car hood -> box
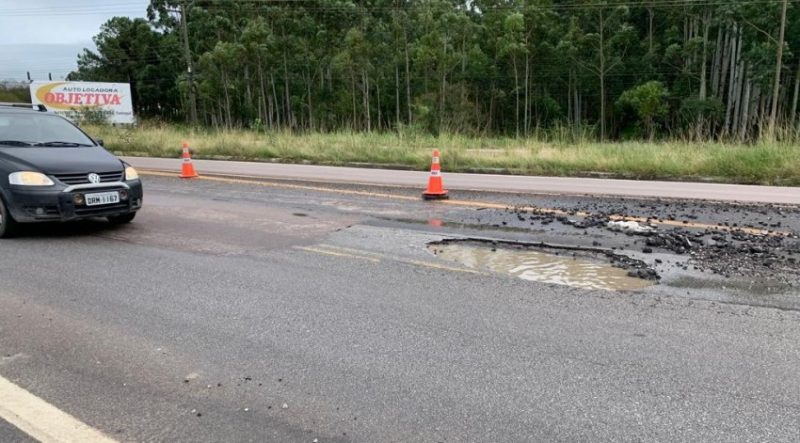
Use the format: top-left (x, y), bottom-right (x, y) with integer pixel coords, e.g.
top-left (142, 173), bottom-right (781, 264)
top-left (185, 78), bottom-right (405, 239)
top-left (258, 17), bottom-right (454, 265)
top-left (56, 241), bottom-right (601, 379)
top-left (0, 146), bottom-right (123, 174)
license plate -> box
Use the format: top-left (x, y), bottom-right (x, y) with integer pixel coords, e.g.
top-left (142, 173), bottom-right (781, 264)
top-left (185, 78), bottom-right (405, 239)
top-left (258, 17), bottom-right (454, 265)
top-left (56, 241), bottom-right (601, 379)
top-left (85, 191), bottom-right (120, 206)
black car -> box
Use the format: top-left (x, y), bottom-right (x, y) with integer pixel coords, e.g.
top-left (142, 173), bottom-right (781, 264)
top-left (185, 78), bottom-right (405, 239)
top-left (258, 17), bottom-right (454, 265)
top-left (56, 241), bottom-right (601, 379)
top-left (0, 103), bottom-right (142, 238)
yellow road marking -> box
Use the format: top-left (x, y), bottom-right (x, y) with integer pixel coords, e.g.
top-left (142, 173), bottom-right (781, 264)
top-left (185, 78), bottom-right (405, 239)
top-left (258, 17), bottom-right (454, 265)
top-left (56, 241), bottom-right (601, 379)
top-left (294, 246), bottom-right (381, 263)
top-left (316, 244), bottom-right (387, 258)
top-left (395, 258), bottom-right (482, 274)
top-left (298, 244), bottom-right (482, 275)
top-left (0, 375), bottom-right (118, 443)
top-left (141, 170), bottom-right (789, 237)
top-left (142, 170), bottom-right (419, 201)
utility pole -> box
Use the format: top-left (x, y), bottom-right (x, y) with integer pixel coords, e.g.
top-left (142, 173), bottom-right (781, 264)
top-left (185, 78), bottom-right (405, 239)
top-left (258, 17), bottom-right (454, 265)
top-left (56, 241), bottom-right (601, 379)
top-left (768, 0), bottom-right (788, 139)
top-left (180, 0), bottom-right (198, 126)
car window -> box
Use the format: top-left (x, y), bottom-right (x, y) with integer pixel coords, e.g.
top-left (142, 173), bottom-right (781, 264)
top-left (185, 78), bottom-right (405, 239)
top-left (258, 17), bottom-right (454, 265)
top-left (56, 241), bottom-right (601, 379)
top-left (0, 114), bottom-right (95, 146)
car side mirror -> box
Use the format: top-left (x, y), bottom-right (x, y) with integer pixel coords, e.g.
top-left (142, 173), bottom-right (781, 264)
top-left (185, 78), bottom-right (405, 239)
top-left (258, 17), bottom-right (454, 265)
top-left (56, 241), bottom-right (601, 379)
top-left (95, 138), bottom-right (104, 146)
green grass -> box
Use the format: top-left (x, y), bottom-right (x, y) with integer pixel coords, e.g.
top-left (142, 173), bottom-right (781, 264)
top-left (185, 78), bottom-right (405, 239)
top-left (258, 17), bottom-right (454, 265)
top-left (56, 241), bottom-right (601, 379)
top-left (85, 123), bottom-right (800, 186)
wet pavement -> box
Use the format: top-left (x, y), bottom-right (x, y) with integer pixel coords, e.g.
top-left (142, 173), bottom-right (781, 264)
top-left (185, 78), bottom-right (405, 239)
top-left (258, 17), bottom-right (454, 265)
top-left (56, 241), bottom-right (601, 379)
top-left (1, 173), bottom-right (800, 442)
top-left (429, 240), bottom-right (655, 291)
top-left (126, 174), bottom-right (800, 309)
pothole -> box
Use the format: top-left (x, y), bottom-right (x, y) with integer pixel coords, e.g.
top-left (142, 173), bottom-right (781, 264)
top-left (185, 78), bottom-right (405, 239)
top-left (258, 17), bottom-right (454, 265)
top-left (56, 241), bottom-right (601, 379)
top-left (428, 239), bottom-right (657, 291)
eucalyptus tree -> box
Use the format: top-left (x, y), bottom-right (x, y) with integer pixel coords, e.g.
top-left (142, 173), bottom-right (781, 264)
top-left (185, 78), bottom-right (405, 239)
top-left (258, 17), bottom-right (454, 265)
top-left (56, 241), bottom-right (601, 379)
top-left (70, 0), bottom-right (800, 141)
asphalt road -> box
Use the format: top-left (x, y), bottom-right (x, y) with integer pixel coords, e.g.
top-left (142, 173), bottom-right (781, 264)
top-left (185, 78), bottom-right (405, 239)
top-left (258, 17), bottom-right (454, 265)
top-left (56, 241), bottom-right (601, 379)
top-left (1, 175), bottom-right (799, 442)
top-left (122, 156), bottom-right (800, 204)
top-left (0, 420), bottom-right (35, 443)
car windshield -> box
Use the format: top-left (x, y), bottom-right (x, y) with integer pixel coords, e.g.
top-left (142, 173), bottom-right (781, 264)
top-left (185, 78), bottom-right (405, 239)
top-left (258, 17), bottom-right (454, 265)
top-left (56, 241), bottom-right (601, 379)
top-left (0, 113), bottom-right (95, 147)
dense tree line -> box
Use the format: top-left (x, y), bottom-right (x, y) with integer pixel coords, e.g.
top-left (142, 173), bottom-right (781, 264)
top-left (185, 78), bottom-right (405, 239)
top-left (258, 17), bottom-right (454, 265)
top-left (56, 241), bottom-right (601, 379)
top-left (69, 0), bottom-right (800, 141)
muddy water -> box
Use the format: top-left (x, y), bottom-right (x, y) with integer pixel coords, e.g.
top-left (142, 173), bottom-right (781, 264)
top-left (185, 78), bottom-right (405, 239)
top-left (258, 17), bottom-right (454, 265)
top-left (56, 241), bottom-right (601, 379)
top-left (429, 243), bottom-right (653, 291)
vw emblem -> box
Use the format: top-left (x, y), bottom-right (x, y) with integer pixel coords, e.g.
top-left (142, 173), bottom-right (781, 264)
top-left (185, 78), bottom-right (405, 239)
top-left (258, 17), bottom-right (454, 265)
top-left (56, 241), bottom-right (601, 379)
top-left (87, 173), bottom-right (101, 184)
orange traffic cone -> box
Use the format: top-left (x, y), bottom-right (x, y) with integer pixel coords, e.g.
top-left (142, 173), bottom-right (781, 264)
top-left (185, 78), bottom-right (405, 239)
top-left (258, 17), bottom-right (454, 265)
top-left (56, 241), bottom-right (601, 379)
top-left (422, 149), bottom-right (449, 200)
top-left (179, 141), bottom-right (199, 179)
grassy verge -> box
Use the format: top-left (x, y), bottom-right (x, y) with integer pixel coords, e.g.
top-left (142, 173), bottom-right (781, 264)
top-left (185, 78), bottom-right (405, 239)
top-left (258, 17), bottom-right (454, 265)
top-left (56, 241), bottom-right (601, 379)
top-left (85, 123), bottom-right (800, 186)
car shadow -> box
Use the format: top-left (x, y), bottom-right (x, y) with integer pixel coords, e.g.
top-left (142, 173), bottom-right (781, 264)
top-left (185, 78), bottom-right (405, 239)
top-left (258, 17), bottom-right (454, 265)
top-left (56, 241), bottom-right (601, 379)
top-left (13, 219), bottom-right (133, 239)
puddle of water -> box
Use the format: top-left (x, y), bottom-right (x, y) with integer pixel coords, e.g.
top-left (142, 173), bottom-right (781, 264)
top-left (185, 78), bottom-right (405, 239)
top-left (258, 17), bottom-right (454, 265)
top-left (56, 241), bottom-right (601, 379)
top-left (429, 242), bottom-right (653, 291)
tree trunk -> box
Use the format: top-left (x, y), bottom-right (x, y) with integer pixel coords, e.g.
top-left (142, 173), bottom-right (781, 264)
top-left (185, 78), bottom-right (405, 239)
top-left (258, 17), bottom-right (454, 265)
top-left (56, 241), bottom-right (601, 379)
top-left (221, 68), bottom-right (232, 128)
top-left (724, 26), bottom-right (741, 136)
top-left (719, 23), bottom-right (732, 100)
top-left (305, 69), bottom-right (314, 131)
top-left (768, 0), bottom-right (789, 138)
top-left (733, 60), bottom-right (746, 139)
top-left (740, 75), bottom-right (752, 140)
top-left (512, 56), bottom-right (519, 138)
top-left (567, 68), bottom-right (573, 125)
top-left (574, 79), bottom-right (581, 126)
top-left (350, 70), bottom-right (357, 130)
top-left (395, 63), bottom-right (401, 128)
top-left (487, 83), bottom-right (495, 133)
top-left (699, 9), bottom-right (711, 100)
top-left (757, 84), bottom-right (766, 139)
top-left (270, 73), bottom-right (280, 129)
top-left (258, 65), bottom-right (271, 130)
top-left (180, 1), bottom-right (198, 125)
top-left (283, 51), bottom-right (293, 129)
top-left (404, 32), bottom-right (412, 124)
top-left (440, 32), bottom-right (447, 127)
top-left (524, 49), bottom-right (530, 137)
top-left (244, 65), bottom-right (253, 120)
top-left (283, 51), bottom-right (295, 129)
top-left (711, 24), bottom-right (725, 97)
top-left (790, 58), bottom-right (800, 127)
top-left (599, 9), bottom-right (607, 140)
top-left (648, 6), bottom-right (654, 53)
top-left (363, 70), bottom-right (371, 132)
top-left (376, 76), bottom-right (382, 131)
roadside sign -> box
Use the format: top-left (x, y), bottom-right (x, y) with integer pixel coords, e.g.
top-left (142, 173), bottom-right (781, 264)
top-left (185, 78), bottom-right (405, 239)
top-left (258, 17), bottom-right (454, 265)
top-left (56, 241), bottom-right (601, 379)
top-left (29, 81), bottom-right (135, 124)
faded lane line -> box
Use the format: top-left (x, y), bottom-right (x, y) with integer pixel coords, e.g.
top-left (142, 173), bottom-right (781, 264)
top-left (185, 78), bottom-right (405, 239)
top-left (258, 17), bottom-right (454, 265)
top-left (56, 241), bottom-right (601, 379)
top-left (142, 170), bottom-right (420, 201)
top-left (295, 246), bottom-right (381, 263)
top-left (0, 376), bottom-right (118, 443)
top-left (141, 170), bottom-right (790, 237)
top-left (437, 199), bottom-right (781, 236)
top-left (313, 244), bottom-right (483, 275)
top-left (402, 260), bottom-right (482, 274)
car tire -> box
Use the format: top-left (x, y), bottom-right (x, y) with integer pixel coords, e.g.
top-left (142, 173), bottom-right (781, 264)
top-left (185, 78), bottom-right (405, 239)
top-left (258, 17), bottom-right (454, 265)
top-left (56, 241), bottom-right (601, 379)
top-left (0, 197), bottom-right (19, 238)
top-left (107, 212), bottom-right (136, 225)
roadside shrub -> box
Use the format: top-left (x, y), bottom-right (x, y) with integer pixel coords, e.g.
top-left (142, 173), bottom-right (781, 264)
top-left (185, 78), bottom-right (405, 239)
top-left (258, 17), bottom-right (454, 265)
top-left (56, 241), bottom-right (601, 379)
top-left (616, 81), bottom-right (670, 141)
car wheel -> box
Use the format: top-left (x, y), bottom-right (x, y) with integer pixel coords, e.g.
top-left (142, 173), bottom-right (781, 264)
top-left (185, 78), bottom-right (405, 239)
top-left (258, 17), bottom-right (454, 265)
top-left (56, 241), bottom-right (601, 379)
top-left (0, 197), bottom-right (19, 238)
top-left (107, 212), bottom-right (136, 225)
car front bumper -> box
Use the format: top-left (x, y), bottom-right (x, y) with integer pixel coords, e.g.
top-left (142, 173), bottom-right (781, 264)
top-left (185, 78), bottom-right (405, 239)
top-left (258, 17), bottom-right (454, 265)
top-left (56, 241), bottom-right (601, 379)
top-left (6, 180), bottom-right (143, 223)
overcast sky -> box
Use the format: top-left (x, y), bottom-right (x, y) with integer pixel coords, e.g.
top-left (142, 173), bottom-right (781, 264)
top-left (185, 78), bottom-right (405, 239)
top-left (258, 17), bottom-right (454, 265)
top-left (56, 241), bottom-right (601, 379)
top-left (0, 0), bottom-right (148, 82)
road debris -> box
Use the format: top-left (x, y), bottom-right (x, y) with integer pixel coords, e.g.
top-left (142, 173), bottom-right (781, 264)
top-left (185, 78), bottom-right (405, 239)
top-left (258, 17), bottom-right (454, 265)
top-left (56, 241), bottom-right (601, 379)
top-left (430, 239), bottom-right (659, 290)
top-left (607, 220), bottom-right (655, 234)
top-left (479, 200), bottom-right (800, 288)
top-left (184, 373), bottom-right (201, 383)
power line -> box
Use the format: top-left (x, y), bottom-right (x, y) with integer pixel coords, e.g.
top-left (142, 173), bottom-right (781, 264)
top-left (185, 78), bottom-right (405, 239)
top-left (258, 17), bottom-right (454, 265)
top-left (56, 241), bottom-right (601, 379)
top-left (0, 0), bottom-right (796, 16)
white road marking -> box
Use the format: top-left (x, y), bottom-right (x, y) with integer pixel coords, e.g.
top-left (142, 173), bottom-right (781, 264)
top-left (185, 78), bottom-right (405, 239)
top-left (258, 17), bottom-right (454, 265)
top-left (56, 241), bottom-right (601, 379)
top-left (0, 375), bottom-right (118, 443)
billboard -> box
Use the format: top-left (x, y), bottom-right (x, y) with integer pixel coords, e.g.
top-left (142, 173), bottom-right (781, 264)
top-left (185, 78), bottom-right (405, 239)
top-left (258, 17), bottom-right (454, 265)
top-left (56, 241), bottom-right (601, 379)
top-left (29, 81), bottom-right (135, 124)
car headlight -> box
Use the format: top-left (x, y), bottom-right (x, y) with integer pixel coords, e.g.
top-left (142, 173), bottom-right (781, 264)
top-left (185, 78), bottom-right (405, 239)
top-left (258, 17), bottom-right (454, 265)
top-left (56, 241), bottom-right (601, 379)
top-left (9, 171), bottom-right (55, 186)
top-left (125, 166), bottom-right (139, 181)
